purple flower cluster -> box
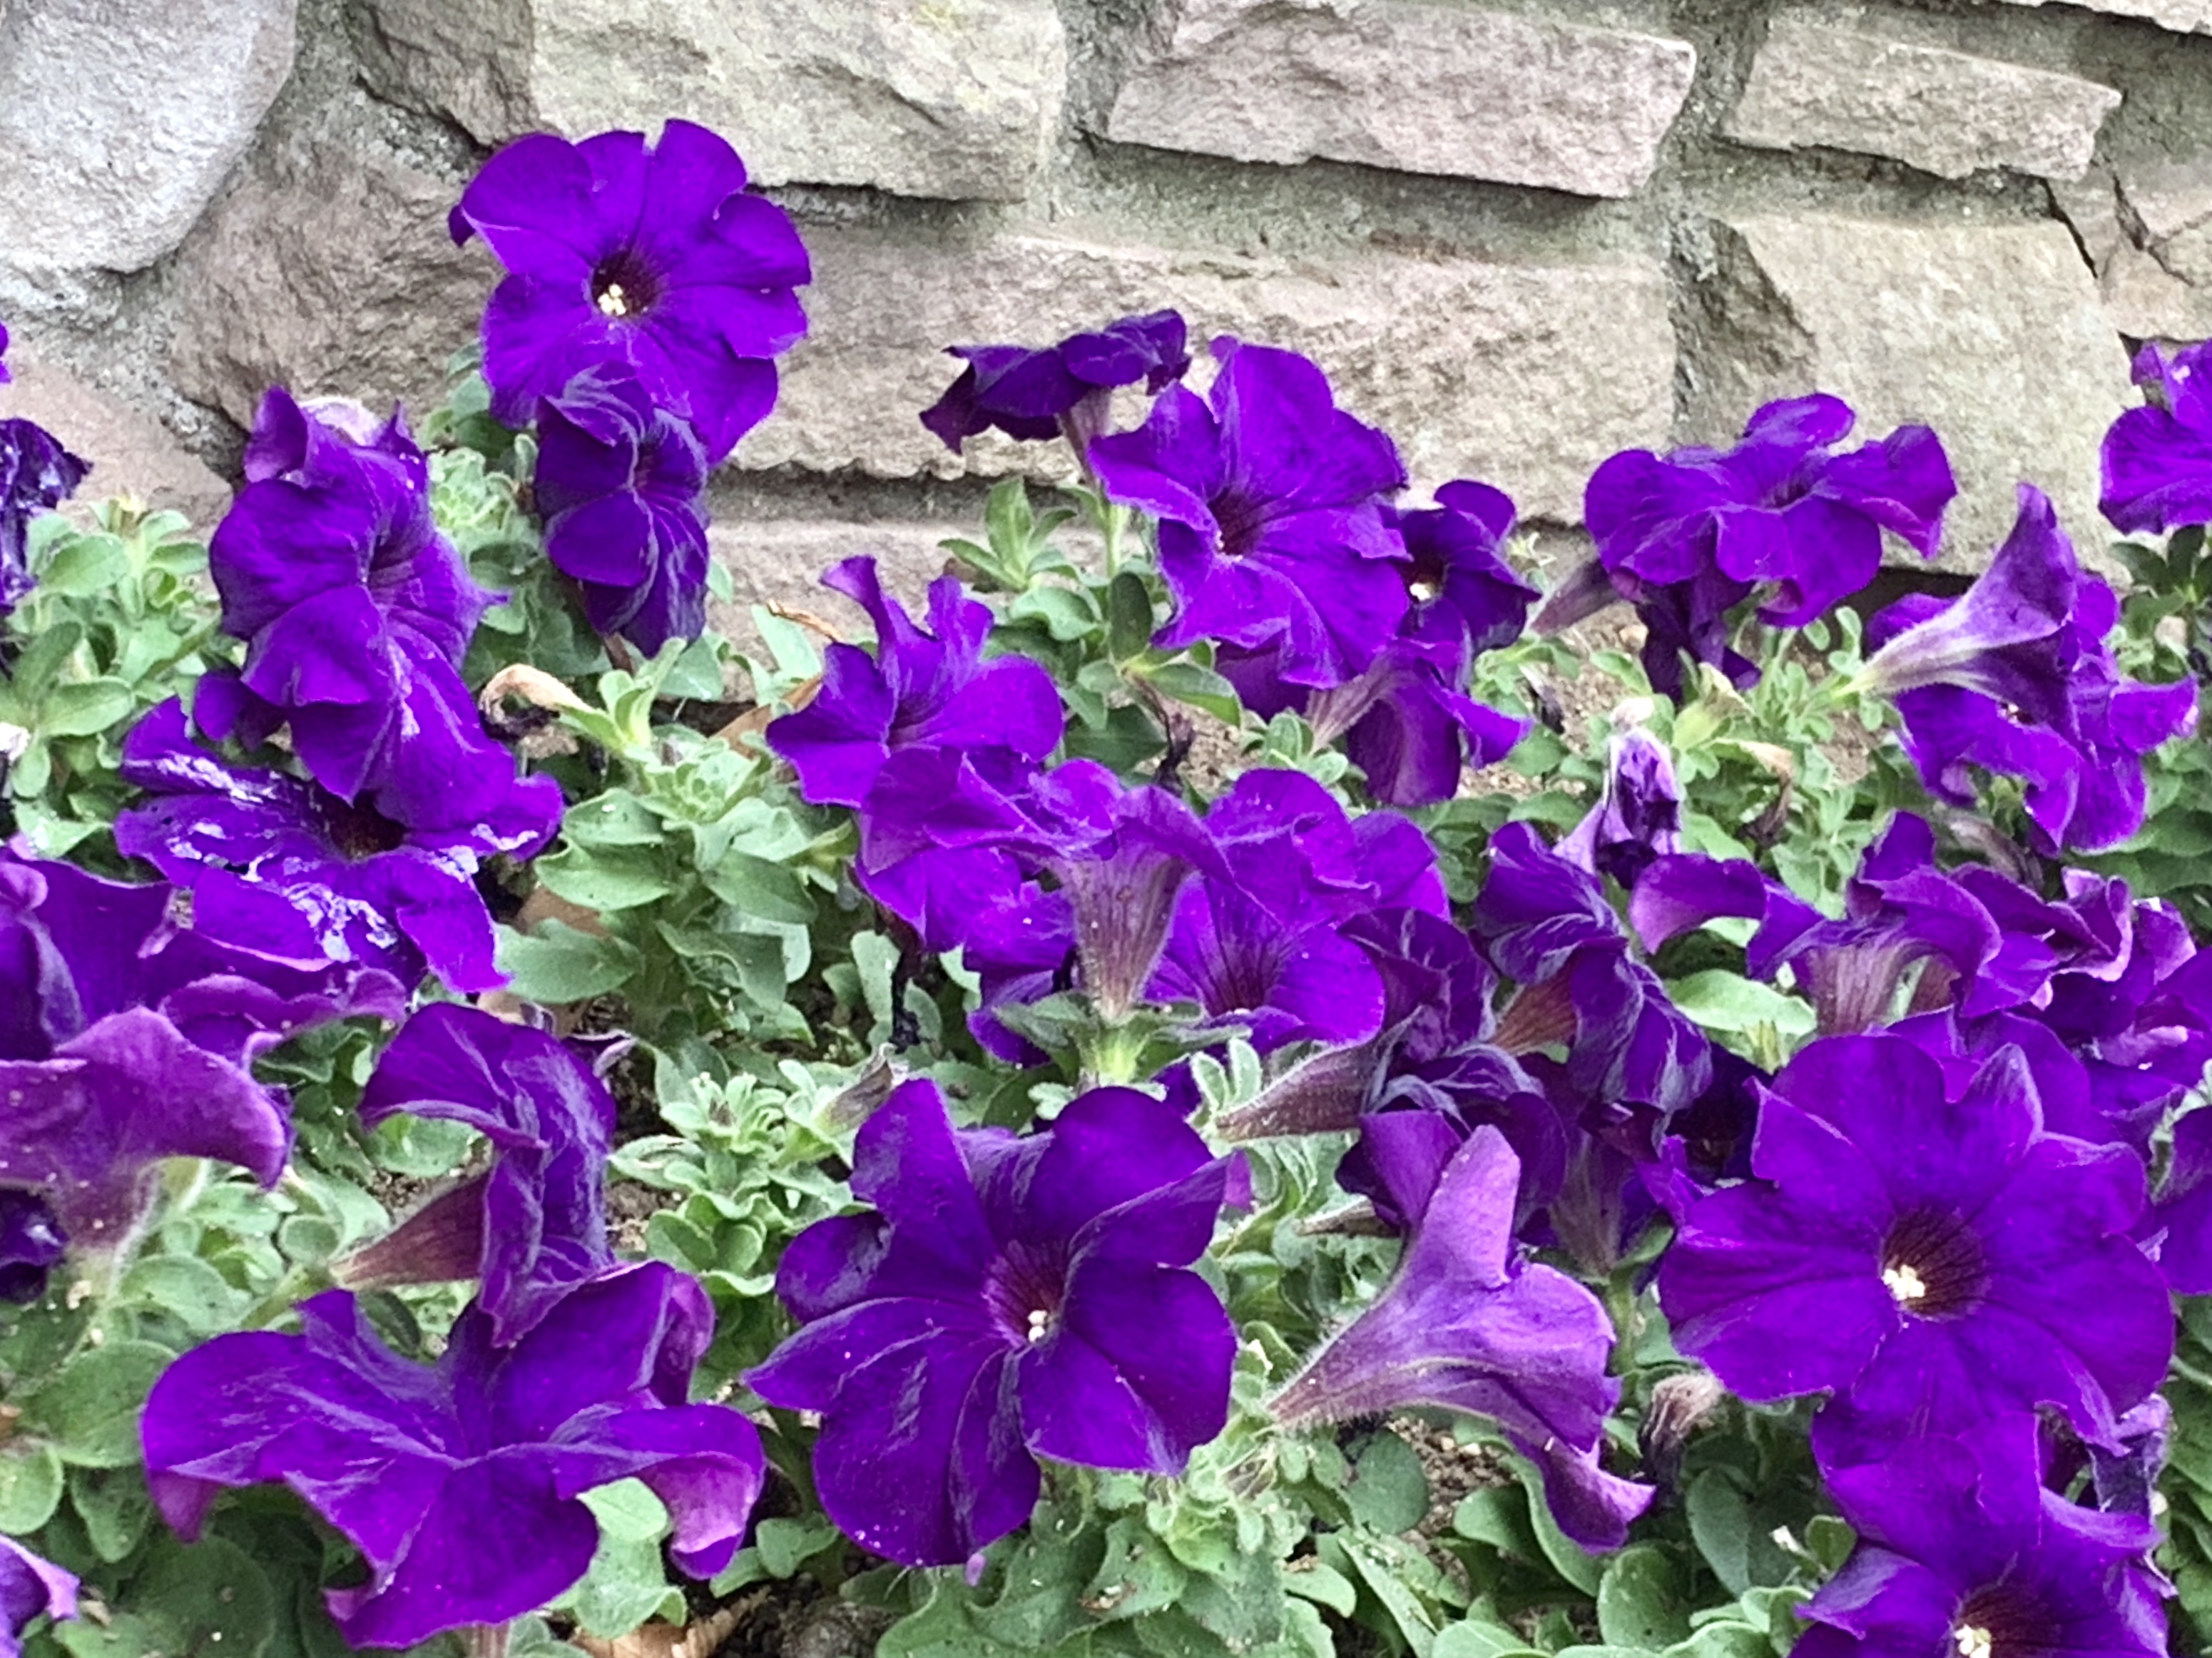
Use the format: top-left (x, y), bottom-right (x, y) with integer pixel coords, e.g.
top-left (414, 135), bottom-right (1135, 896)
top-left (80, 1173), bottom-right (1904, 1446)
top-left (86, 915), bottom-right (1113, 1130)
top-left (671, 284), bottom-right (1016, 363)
top-left (2104, 338), bottom-right (2212, 534)
top-left (1559, 395), bottom-right (1955, 698)
top-left (1, 846), bottom-right (402, 1300)
top-left (1860, 485), bottom-right (2196, 853)
top-left (922, 310), bottom-right (1189, 459)
top-left (134, 1005), bottom-right (763, 1644)
top-left (131, 388), bottom-right (561, 992)
top-left (453, 121), bottom-right (810, 653)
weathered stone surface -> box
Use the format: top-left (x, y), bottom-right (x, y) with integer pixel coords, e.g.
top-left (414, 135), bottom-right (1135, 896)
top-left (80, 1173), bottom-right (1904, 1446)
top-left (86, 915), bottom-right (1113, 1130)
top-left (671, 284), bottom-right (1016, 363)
top-left (0, 355), bottom-right (230, 528)
top-left (170, 152), bottom-right (496, 430)
top-left (1681, 215), bottom-right (2131, 565)
top-left (1726, 17), bottom-right (2119, 182)
top-left (733, 230), bottom-right (1675, 525)
top-left (2053, 159), bottom-right (2212, 340)
top-left (352, 0), bottom-right (1064, 203)
top-left (708, 520), bottom-right (957, 652)
top-left (1105, 0), bottom-right (1694, 199)
top-left (0, 0), bottom-right (296, 275)
top-left (1994, 0), bottom-right (2210, 34)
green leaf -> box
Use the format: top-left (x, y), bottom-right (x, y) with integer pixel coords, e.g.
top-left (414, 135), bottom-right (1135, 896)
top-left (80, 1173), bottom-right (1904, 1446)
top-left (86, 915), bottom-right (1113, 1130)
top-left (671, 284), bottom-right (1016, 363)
top-left (39, 678), bottom-right (138, 738)
top-left (36, 532), bottom-right (131, 597)
top-left (755, 1515), bottom-right (840, 1579)
top-left (1136, 658), bottom-right (1242, 725)
top-left (1685, 1468), bottom-right (1798, 1595)
top-left (570, 1481), bottom-right (685, 1639)
top-left (1010, 584), bottom-right (1102, 642)
top-left (33, 1338), bottom-right (174, 1468)
top-left (0, 1441), bottom-right (63, 1532)
top-left (1596, 1544), bottom-right (1690, 1648)
top-left (700, 850), bottom-right (816, 925)
top-left (71, 1464), bottom-right (154, 1561)
top-left (1281, 1559), bottom-right (1358, 1617)
top-left (1345, 1429), bottom-right (1429, 1534)
top-left (1663, 970), bottom-right (1815, 1038)
top-left (133, 1534), bottom-right (280, 1658)
top-left (1106, 571), bottom-right (1156, 661)
top-left (114, 1255), bottom-right (248, 1336)
top-left (496, 921), bottom-right (641, 1003)
top-left (1433, 1624), bottom-right (1546, 1658)
top-left (536, 843), bottom-right (676, 912)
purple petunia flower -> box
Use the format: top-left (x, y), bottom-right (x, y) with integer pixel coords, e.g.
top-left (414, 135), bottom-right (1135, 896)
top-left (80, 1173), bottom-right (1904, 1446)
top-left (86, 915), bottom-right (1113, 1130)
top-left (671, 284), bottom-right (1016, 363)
top-left (1221, 481), bottom-right (1536, 805)
top-left (0, 414), bottom-right (88, 617)
top-left (342, 1005), bottom-right (616, 1343)
top-left (451, 121), bottom-right (810, 464)
top-left (1793, 1420), bottom-right (2166, 1658)
top-left (769, 556), bottom-right (1064, 810)
top-left (920, 310), bottom-right (1190, 457)
top-left (1558, 726), bottom-right (1684, 890)
top-left (0, 1191), bottom-right (65, 1304)
top-left (1270, 1125), bottom-right (1653, 1551)
top-left (144, 1263), bottom-right (763, 1648)
top-left (1089, 337), bottom-right (1409, 690)
top-left (534, 365), bottom-right (713, 655)
top-left (205, 389), bottom-right (522, 824)
top-left (1632, 816), bottom-right (2026, 1038)
top-left (0, 1536), bottom-right (76, 1658)
top-left (116, 699), bottom-right (559, 993)
top-left (1574, 395), bottom-right (1954, 698)
top-left (1658, 1034), bottom-right (2172, 1459)
top-left (748, 1079), bottom-right (1242, 1568)
top-left (1, 1003), bottom-right (290, 1254)
top-left (1860, 485), bottom-right (2197, 853)
top-left (2102, 339), bottom-right (2212, 534)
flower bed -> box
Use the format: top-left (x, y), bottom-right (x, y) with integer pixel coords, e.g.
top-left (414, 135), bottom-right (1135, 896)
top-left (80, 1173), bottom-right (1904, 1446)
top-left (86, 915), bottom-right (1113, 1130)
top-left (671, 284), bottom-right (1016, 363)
top-left (1, 118), bottom-right (2211, 1658)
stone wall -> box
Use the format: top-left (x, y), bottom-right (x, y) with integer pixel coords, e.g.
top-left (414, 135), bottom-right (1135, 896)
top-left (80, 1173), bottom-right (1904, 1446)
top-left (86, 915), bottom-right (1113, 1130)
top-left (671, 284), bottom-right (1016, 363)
top-left (4, 0), bottom-right (2208, 598)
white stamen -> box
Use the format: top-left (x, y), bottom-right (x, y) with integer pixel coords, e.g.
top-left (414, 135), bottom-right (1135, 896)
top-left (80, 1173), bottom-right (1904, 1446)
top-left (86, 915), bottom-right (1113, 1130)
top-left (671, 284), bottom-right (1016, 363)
top-left (1953, 1624), bottom-right (1992, 1658)
top-left (1025, 1308), bottom-right (1051, 1343)
top-left (597, 281), bottom-right (631, 317)
top-left (1883, 1262), bottom-right (1929, 1306)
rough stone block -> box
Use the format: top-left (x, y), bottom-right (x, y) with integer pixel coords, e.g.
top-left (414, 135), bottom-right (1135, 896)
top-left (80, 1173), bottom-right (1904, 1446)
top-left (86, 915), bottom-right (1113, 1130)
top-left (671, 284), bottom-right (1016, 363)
top-left (708, 519), bottom-right (960, 653)
top-left (1682, 215), bottom-right (2132, 566)
top-left (352, 0), bottom-right (1064, 204)
top-left (733, 229), bottom-right (1676, 525)
top-left (170, 153), bottom-right (496, 432)
top-left (1994, 0), bottom-right (2210, 34)
top-left (0, 355), bottom-right (230, 529)
top-left (1105, 0), bottom-right (1694, 199)
top-left (0, 0), bottom-right (297, 275)
top-left (1726, 17), bottom-right (2119, 182)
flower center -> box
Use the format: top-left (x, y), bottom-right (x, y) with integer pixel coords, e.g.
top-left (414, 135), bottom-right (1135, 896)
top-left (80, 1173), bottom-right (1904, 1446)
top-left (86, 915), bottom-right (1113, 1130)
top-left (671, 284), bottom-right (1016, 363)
top-left (1879, 1208), bottom-right (1989, 1320)
top-left (316, 795), bottom-right (410, 863)
top-left (588, 251), bottom-right (660, 323)
top-left (1211, 488), bottom-right (1270, 561)
top-left (982, 1241), bottom-right (1068, 1349)
top-left (1405, 550), bottom-right (1447, 605)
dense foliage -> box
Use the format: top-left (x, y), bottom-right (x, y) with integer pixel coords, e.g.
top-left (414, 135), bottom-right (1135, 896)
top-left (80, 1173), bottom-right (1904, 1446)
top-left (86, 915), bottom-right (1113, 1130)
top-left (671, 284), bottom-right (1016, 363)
top-left (4, 117), bottom-right (2212, 1658)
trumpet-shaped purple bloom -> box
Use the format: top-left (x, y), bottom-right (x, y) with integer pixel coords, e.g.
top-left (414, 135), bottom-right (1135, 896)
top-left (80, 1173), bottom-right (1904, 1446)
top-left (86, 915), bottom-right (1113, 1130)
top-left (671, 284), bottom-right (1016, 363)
top-left (1558, 727), bottom-right (1684, 889)
top-left (451, 121), bottom-right (810, 463)
top-left (0, 1191), bottom-right (65, 1303)
top-left (748, 1080), bottom-right (1241, 1567)
top-left (1862, 486), bottom-right (2197, 853)
top-left (534, 366), bottom-right (711, 653)
top-left (347, 1005), bottom-right (616, 1343)
top-left (1270, 1126), bottom-right (1652, 1551)
top-left (205, 390), bottom-right (526, 825)
top-left (1, 414), bottom-right (88, 616)
top-left (1470, 823), bottom-right (1711, 1115)
top-left (1217, 482), bottom-right (1536, 805)
top-left (769, 557), bottom-right (1063, 809)
top-left (116, 700), bottom-right (559, 993)
top-left (1793, 1421), bottom-right (2166, 1658)
top-left (921, 310), bottom-right (1190, 454)
top-left (0, 1536), bottom-right (76, 1658)
top-left (144, 1263), bottom-right (763, 1648)
top-left (1149, 773), bottom-right (1447, 1052)
top-left (1089, 337), bottom-right (1409, 689)
top-left (1579, 395), bottom-right (1954, 698)
top-left (1, 1004), bottom-right (290, 1250)
top-left (2102, 339), bottom-right (2212, 534)
top-left (1658, 1035), bottom-right (2171, 1458)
